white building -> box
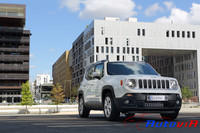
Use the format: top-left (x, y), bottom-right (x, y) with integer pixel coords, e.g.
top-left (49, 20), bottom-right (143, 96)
top-left (33, 74), bottom-right (52, 101)
top-left (35, 74), bottom-right (51, 86)
top-left (71, 17), bottom-right (200, 102)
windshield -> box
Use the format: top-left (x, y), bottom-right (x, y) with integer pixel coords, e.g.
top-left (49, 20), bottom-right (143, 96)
top-left (107, 62), bottom-right (159, 75)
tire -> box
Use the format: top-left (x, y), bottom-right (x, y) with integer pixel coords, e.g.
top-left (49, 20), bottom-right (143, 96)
top-left (160, 111), bottom-right (179, 120)
top-left (125, 113), bottom-right (135, 118)
top-left (103, 93), bottom-right (120, 121)
top-left (78, 96), bottom-right (90, 118)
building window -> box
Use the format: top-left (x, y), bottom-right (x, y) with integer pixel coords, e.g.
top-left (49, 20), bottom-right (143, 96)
top-left (106, 46), bottom-right (109, 53)
top-left (136, 48), bottom-right (139, 54)
top-left (96, 46), bottom-right (99, 53)
top-left (132, 56), bottom-right (135, 61)
top-left (123, 56), bottom-right (125, 61)
top-left (182, 31), bottom-right (185, 38)
top-left (137, 29), bottom-right (140, 36)
top-left (192, 31), bottom-right (195, 38)
top-left (166, 30), bottom-right (169, 37)
top-left (101, 46), bottom-right (104, 53)
top-left (110, 37), bottom-right (113, 45)
top-left (126, 38), bottom-right (129, 46)
top-left (101, 27), bottom-right (104, 35)
top-left (117, 55), bottom-right (120, 61)
top-left (106, 55), bottom-right (109, 60)
top-left (111, 47), bottom-right (114, 53)
top-left (172, 30), bottom-right (175, 37)
top-left (137, 56), bottom-right (139, 61)
top-left (187, 31), bottom-right (190, 38)
top-left (177, 31), bottom-right (180, 38)
top-left (132, 47), bottom-right (134, 54)
top-left (96, 55), bottom-right (98, 61)
top-left (90, 55), bottom-right (94, 63)
top-left (123, 47), bottom-right (126, 54)
top-left (105, 38), bottom-right (108, 44)
top-left (117, 47), bottom-right (120, 53)
top-left (142, 29), bottom-right (145, 36)
top-left (127, 47), bottom-right (130, 54)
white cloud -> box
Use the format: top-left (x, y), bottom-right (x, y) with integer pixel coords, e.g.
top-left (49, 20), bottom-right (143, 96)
top-left (155, 3), bottom-right (200, 25)
top-left (30, 65), bottom-right (36, 69)
top-left (60, 0), bottom-right (136, 19)
top-left (163, 1), bottom-right (175, 10)
top-left (49, 48), bottom-right (56, 52)
top-left (144, 3), bottom-right (164, 16)
top-left (60, 0), bottom-right (81, 12)
top-left (30, 54), bottom-right (34, 59)
top-left (137, 5), bottom-right (142, 10)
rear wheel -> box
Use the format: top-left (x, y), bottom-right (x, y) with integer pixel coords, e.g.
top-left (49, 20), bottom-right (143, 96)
top-left (78, 96), bottom-right (90, 118)
top-left (160, 111), bottom-right (179, 120)
top-left (103, 93), bottom-right (120, 121)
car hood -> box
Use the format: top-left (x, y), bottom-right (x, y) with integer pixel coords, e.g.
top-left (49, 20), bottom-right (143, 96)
top-left (107, 74), bottom-right (176, 80)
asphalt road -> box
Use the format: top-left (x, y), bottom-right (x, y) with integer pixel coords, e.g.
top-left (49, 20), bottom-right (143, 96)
top-left (0, 113), bottom-right (200, 133)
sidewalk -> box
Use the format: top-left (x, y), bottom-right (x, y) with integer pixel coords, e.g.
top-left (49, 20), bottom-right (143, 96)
top-left (0, 104), bottom-right (199, 116)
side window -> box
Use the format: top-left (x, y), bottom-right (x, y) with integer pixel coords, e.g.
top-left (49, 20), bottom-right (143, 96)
top-left (95, 63), bottom-right (104, 78)
top-left (85, 66), bottom-right (95, 80)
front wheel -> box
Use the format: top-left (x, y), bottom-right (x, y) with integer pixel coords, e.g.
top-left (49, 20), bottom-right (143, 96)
top-left (78, 97), bottom-right (90, 118)
top-left (160, 111), bottom-right (179, 120)
top-left (103, 93), bottom-right (120, 121)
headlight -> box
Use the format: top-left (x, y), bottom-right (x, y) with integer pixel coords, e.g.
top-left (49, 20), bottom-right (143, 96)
top-left (125, 79), bottom-right (136, 88)
top-left (169, 80), bottom-right (178, 89)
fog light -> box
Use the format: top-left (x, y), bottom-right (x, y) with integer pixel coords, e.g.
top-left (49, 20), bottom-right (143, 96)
top-left (176, 100), bottom-right (180, 105)
top-left (124, 100), bottom-right (130, 104)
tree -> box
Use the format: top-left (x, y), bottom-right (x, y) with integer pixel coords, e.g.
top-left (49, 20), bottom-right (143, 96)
top-left (51, 83), bottom-right (65, 112)
top-left (181, 86), bottom-right (193, 100)
top-left (21, 81), bottom-right (33, 113)
top-left (71, 85), bottom-right (79, 103)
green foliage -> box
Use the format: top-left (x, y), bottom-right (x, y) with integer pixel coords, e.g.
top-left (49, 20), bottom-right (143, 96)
top-left (21, 81), bottom-right (33, 106)
top-left (71, 85), bottom-right (79, 97)
top-left (181, 86), bottom-right (193, 100)
top-left (51, 83), bottom-right (65, 105)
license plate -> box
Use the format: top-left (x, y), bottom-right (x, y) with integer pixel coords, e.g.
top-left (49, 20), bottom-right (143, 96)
top-left (147, 95), bottom-right (167, 101)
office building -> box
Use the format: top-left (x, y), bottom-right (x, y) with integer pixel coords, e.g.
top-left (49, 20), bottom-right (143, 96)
top-left (71, 17), bottom-right (200, 102)
top-left (35, 74), bottom-right (51, 86)
top-left (52, 50), bottom-right (72, 98)
top-left (0, 4), bottom-right (31, 104)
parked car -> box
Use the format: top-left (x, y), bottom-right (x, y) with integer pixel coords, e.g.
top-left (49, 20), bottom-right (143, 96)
top-left (78, 60), bottom-right (182, 121)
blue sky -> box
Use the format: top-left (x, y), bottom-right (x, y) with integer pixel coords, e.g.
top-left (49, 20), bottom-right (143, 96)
top-left (1, 0), bottom-right (200, 81)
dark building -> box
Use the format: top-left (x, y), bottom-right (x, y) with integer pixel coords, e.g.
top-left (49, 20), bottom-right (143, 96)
top-left (71, 33), bottom-right (84, 87)
top-left (0, 4), bottom-right (31, 104)
top-left (145, 56), bottom-right (174, 77)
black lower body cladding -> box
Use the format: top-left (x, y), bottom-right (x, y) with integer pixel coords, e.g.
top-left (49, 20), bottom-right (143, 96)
top-left (114, 93), bottom-right (182, 113)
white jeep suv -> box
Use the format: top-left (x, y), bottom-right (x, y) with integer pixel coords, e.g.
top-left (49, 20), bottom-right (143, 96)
top-left (78, 60), bottom-right (182, 121)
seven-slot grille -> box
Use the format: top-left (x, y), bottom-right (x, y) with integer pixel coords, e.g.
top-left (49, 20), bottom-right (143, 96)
top-left (138, 79), bottom-right (170, 89)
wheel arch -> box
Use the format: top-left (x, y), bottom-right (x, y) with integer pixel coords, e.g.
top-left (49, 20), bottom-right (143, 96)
top-left (78, 90), bottom-right (84, 100)
top-left (101, 85), bottom-right (115, 103)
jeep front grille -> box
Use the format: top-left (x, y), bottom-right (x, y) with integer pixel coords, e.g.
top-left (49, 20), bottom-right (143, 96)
top-left (138, 79), bottom-right (170, 89)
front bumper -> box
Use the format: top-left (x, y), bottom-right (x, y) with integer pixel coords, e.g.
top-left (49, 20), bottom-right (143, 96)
top-left (114, 93), bottom-right (182, 113)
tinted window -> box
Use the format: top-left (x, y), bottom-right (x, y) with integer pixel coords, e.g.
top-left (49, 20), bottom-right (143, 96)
top-left (95, 63), bottom-right (104, 78)
top-left (86, 66), bottom-right (95, 80)
top-left (107, 62), bottom-right (158, 75)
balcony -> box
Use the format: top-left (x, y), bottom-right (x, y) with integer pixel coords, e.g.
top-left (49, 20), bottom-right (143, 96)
top-left (0, 47), bottom-right (29, 52)
top-left (0, 55), bottom-right (29, 61)
top-left (0, 73), bottom-right (28, 80)
top-left (0, 64), bottom-right (29, 71)
top-left (0, 37), bottom-right (30, 43)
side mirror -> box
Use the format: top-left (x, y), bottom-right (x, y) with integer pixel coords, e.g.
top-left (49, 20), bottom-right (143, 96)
top-left (92, 72), bottom-right (101, 80)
